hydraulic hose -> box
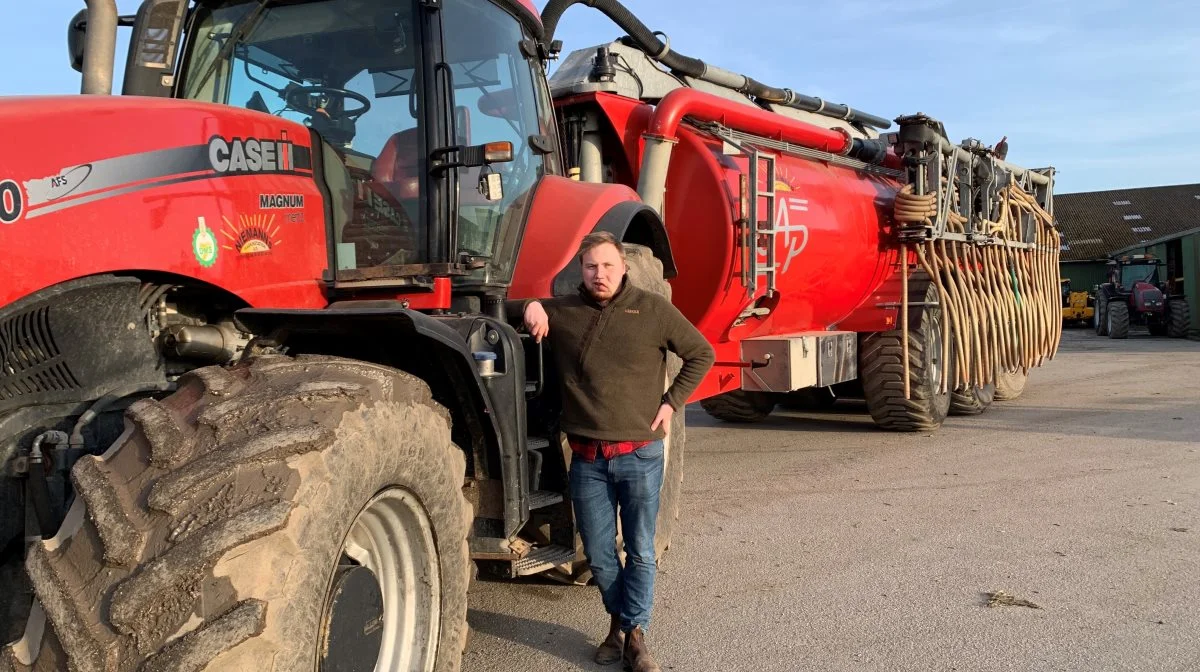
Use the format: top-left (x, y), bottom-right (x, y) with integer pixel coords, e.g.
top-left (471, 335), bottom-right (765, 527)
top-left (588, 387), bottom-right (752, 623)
top-left (541, 0), bottom-right (891, 129)
top-left (28, 431), bottom-right (69, 538)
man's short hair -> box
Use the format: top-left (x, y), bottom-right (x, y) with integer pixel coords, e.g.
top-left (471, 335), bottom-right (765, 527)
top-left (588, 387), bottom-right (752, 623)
top-left (576, 231), bottom-right (626, 264)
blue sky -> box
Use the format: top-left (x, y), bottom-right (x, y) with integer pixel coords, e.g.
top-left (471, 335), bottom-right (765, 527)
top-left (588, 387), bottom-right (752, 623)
top-left (3, 0), bottom-right (1196, 194)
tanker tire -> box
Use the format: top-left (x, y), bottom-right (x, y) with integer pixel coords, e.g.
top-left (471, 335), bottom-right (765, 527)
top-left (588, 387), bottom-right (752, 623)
top-left (859, 282), bottom-right (950, 432)
top-left (1107, 301), bottom-right (1130, 339)
top-left (1, 356), bottom-right (471, 672)
top-left (779, 387), bottom-right (838, 411)
top-left (699, 391), bottom-right (776, 423)
top-left (993, 367), bottom-right (1029, 401)
top-left (1167, 299), bottom-right (1191, 338)
top-left (950, 382), bottom-right (996, 416)
top-left (623, 243), bottom-right (685, 559)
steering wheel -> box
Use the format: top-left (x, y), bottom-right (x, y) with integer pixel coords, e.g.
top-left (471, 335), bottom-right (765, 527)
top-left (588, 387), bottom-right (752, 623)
top-left (285, 85), bottom-right (371, 121)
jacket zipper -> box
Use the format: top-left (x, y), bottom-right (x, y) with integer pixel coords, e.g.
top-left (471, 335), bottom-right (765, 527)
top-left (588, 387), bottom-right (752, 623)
top-left (577, 288), bottom-right (626, 376)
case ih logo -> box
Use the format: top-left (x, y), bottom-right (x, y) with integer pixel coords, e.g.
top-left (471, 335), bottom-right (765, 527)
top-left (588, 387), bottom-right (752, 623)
top-left (209, 136), bottom-right (296, 174)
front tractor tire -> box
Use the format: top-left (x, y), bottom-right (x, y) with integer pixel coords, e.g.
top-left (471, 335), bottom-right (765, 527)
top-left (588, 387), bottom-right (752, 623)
top-left (859, 282), bottom-right (951, 432)
top-left (4, 356), bottom-right (471, 672)
top-left (1107, 301), bottom-right (1130, 339)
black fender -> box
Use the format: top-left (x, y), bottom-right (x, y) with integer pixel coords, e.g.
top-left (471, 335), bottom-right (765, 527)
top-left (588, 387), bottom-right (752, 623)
top-left (552, 200), bottom-right (677, 296)
top-left (235, 305), bottom-right (532, 538)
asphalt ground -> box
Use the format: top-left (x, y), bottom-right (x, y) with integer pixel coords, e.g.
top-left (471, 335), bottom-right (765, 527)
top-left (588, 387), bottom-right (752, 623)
top-left (463, 328), bottom-right (1200, 672)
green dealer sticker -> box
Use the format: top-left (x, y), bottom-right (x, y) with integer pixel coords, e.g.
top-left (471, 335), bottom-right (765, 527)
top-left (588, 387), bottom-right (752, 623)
top-left (193, 217), bottom-right (218, 268)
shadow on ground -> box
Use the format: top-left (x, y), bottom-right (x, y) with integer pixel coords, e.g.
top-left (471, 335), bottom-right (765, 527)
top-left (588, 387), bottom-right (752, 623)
top-left (466, 608), bottom-right (596, 669)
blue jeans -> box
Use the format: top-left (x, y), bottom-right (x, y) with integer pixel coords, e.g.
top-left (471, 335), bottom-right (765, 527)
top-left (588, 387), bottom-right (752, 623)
top-left (569, 440), bottom-right (665, 632)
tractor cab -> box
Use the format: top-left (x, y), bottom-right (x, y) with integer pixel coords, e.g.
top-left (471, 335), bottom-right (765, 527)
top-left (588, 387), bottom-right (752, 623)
top-left (113, 0), bottom-right (558, 287)
top-left (1109, 255), bottom-right (1164, 293)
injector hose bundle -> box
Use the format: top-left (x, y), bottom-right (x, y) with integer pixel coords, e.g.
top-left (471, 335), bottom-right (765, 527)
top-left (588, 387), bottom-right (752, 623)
top-left (893, 183), bottom-right (1060, 396)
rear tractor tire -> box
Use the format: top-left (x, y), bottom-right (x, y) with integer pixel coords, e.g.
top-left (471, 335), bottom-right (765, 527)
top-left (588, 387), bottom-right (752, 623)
top-left (1168, 299), bottom-right (1191, 338)
top-left (859, 281), bottom-right (951, 432)
top-left (623, 243), bottom-right (687, 560)
top-left (3, 355), bottom-right (471, 672)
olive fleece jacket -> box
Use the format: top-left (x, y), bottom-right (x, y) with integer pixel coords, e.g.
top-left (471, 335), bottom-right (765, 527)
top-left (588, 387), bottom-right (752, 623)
top-left (509, 280), bottom-right (715, 442)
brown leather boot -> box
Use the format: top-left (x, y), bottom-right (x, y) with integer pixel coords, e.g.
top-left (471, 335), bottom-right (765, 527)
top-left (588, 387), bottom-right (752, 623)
top-left (622, 626), bottom-right (661, 672)
top-left (594, 614), bottom-right (624, 665)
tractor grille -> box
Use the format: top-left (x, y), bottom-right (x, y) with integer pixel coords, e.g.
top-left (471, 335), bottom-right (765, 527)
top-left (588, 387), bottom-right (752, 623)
top-left (0, 306), bottom-right (81, 401)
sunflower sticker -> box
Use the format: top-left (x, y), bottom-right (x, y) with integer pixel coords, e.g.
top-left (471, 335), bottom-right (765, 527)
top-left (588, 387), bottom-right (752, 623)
top-left (221, 213), bottom-right (281, 256)
top-left (192, 217), bottom-right (218, 267)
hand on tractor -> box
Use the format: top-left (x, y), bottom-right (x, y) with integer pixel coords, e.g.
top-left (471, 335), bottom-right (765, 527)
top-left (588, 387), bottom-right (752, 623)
top-left (650, 403), bottom-right (674, 434)
top-left (524, 301), bottom-right (550, 343)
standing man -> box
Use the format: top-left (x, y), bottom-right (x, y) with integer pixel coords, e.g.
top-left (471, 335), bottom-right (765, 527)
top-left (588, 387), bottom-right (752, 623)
top-left (512, 232), bottom-right (714, 671)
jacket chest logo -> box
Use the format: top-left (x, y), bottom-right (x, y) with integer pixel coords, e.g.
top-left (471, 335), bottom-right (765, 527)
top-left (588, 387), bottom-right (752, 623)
top-left (624, 309), bottom-right (640, 314)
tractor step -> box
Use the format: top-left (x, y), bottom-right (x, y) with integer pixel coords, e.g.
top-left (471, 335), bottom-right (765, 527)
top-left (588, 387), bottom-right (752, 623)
top-left (514, 544), bottom-right (575, 576)
top-left (528, 490), bottom-right (564, 510)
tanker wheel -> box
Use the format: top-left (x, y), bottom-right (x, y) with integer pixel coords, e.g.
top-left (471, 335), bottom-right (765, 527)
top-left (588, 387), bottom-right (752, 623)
top-left (1167, 299), bottom-right (1191, 338)
top-left (859, 281), bottom-right (950, 432)
top-left (949, 382), bottom-right (996, 416)
top-left (699, 390), bottom-right (776, 423)
top-left (993, 367), bottom-right (1029, 401)
top-left (2, 355), bottom-right (471, 672)
top-left (778, 387), bottom-right (838, 411)
top-left (1094, 296), bottom-right (1108, 336)
top-left (1107, 301), bottom-right (1130, 339)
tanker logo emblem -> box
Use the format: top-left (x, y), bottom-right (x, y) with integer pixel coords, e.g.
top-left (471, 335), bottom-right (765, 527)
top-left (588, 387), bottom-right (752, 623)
top-left (759, 166), bottom-right (810, 274)
top-left (192, 217), bottom-right (219, 267)
top-left (221, 213), bottom-right (281, 256)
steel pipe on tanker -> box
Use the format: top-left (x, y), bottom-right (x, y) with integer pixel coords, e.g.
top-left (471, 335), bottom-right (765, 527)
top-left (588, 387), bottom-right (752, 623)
top-left (82, 0), bottom-right (118, 95)
top-left (581, 131), bottom-right (605, 184)
top-left (637, 88), bottom-right (851, 215)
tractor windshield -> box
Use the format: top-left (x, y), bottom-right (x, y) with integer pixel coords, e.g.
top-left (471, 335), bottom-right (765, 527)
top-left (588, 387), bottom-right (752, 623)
top-left (180, 0), bottom-right (553, 282)
top-left (1119, 263), bottom-right (1159, 290)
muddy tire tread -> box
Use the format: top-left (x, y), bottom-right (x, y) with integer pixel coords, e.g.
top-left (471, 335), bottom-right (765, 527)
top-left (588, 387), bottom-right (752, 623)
top-left (5, 355), bottom-right (471, 672)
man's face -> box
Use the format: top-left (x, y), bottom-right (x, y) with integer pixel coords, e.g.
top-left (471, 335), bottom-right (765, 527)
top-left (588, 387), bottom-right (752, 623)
top-left (581, 243), bottom-right (626, 302)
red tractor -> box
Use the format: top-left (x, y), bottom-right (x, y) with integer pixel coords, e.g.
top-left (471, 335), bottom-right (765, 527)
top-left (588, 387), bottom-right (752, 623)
top-left (1094, 254), bottom-right (1191, 339)
top-left (0, 0), bottom-right (1059, 669)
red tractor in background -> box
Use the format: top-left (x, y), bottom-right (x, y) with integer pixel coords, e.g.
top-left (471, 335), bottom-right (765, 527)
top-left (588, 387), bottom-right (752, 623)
top-left (1094, 254), bottom-right (1191, 339)
top-left (0, 0), bottom-right (1059, 669)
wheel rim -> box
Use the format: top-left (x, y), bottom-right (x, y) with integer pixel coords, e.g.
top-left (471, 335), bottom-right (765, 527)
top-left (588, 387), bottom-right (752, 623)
top-left (928, 315), bottom-right (944, 393)
top-left (324, 487), bottom-right (441, 672)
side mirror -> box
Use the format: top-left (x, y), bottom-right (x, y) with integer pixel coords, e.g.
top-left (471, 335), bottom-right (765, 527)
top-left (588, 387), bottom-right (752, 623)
top-left (431, 141), bottom-right (513, 202)
top-left (68, 9), bottom-right (88, 73)
top-left (430, 141), bottom-right (514, 171)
